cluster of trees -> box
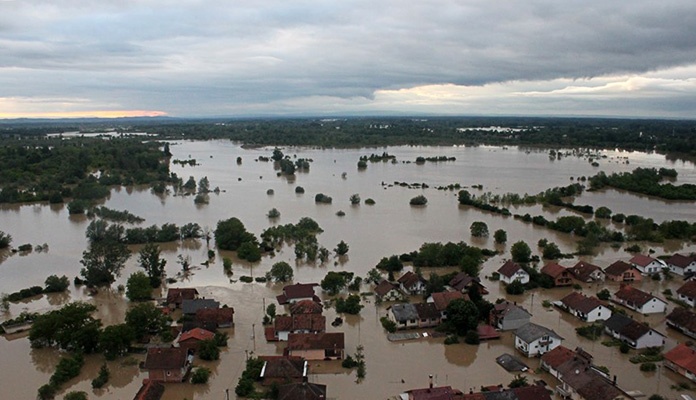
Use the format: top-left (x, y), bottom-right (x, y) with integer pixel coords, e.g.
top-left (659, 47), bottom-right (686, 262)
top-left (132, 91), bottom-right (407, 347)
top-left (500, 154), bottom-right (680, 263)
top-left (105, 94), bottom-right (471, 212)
top-left (590, 168), bottom-right (696, 200)
top-left (214, 217), bottom-right (262, 262)
top-left (4, 275), bottom-right (70, 302)
top-left (375, 242), bottom-right (490, 280)
top-left (0, 230), bottom-right (11, 248)
top-left (260, 217), bottom-right (332, 262)
top-left (415, 155), bottom-right (456, 163)
top-left (0, 137), bottom-right (176, 204)
top-left (86, 206), bottom-right (144, 223)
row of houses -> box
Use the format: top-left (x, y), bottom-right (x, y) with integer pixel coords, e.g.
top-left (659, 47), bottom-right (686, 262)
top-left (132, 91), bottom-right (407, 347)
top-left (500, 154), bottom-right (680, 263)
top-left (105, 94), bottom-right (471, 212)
top-left (498, 252), bottom-right (696, 287)
top-left (398, 382), bottom-right (552, 400)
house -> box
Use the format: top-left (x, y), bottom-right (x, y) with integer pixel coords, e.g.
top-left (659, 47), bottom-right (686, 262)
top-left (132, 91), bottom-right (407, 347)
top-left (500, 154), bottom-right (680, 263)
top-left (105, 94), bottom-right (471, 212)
top-left (540, 263), bottom-right (573, 287)
top-left (459, 385), bottom-right (551, 400)
top-left (389, 303), bottom-right (420, 329)
top-left (400, 381), bottom-right (464, 400)
top-left (489, 301), bottom-right (532, 331)
top-left (166, 288), bottom-right (199, 309)
top-left (286, 332), bottom-right (344, 360)
top-left (666, 253), bottom-right (696, 276)
top-left (556, 292), bottom-right (612, 323)
top-left (289, 300), bottom-right (323, 315)
top-left (663, 343), bottom-right (696, 383)
top-left (666, 307), bottom-right (696, 339)
top-left (143, 347), bottom-right (193, 382)
top-left (374, 280), bottom-right (403, 301)
top-left (677, 280), bottom-right (696, 307)
top-left (182, 299), bottom-right (219, 315)
top-left (398, 271), bottom-right (427, 295)
top-left (258, 356), bottom-right (307, 386)
top-left (176, 327), bottom-right (215, 353)
top-left (612, 285), bottom-right (667, 314)
top-left (629, 254), bottom-right (664, 275)
top-left (427, 291), bottom-right (466, 320)
top-left (568, 261), bottom-right (605, 283)
top-left (272, 314), bottom-right (326, 341)
top-left (603, 313), bottom-right (665, 349)
top-left (514, 322), bottom-right (563, 357)
top-left (497, 261), bottom-right (530, 285)
top-left (448, 272), bottom-right (488, 294)
top-left (195, 307), bottom-right (234, 329)
top-left (604, 261), bottom-right (642, 282)
top-left (540, 345), bottom-right (577, 379)
top-left (414, 302), bottom-right (441, 328)
top-left (278, 382), bottom-right (327, 400)
top-left (133, 379), bottom-right (165, 400)
top-left (550, 346), bottom-right (634, 400)
top-left (277, 283), bottom-right (320, 305)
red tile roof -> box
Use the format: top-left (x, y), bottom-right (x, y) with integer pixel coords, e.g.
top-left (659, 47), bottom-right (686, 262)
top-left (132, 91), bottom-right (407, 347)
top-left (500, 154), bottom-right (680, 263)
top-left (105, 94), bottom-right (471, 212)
top-left (398, 271), bottom-right (425, 289)
top-left (666, 253), bottom-right (696, 268)
top-left (664, 343), bottom-right (696, 376)
top-left (541, 345), bottom-right (575, 369)
top-left (277, 283), bottom-right (320, 304)
top-left (629, 254), bottom-right (656, 267)
top-left (287, 332), bottom-right (344, 351)
top-left (195, 307), bottom-right (234, 326)
top-left (178, 328), bottom-right (215, 343)
top-left (430, 291), bottom-right (465, 311)
top-left (290, 300), bottom-right (323, 315)
top-left (541, 263), bottom-right (567, 278)
top-left (513, 386), bottom-right (553, 400)
top-left (274, 314), bottom-right (326, 333)
top-left (374, 280), bottom-right (400, 297)
top-left (603, 260), bottom-right (634, 276)
top-left (166, 288), bottom-right (198, 305)
top-left (497, 260), bottom-right (523, 278)
top-left (560, 292), bottom-right (605, 314)
top-left (144, 347), bottom-right (188, 370)
top-left (677, 280), bottom-right (696, 298)
top-left (133, 379), bottom-right (165, 400)
top-left (613, 285), bottom-right (662, 308)
top-left (568, 261), bottom-right (601, 282)
top-left (277, 382), bottom-right (327, 400)
top-left (406, 386), bottom-right (464, 400)
top-left (259, 356), bottom-right (306, 380)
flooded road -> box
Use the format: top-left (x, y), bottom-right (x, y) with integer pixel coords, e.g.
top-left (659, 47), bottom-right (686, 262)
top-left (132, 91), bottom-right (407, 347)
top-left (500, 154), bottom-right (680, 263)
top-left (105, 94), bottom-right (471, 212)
top-left (1, 141), bottom-right (695, 399)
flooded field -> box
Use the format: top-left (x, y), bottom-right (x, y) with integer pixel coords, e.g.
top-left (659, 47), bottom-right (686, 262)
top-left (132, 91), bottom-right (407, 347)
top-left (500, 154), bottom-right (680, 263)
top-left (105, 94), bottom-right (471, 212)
top-left (1, 141), bottom-right (695, 399)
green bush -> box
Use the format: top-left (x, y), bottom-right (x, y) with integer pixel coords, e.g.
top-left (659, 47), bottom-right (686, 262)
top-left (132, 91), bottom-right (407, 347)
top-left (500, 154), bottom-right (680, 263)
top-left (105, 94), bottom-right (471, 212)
top-left (191, 367), bottom-right (211, 384)
top-left (640, 362), bottom-right (657, 372)
top-left (380, 317), bottom-right (397, 333)
top-left (91, 364), bottom-right (110, 388)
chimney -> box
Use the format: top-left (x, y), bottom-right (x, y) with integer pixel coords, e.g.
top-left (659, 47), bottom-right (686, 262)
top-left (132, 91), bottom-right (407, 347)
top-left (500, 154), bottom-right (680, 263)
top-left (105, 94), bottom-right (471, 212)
top-left (429, 374), bottom-right (433, 389)
top-left (613, 375), bottom-right (617, 386)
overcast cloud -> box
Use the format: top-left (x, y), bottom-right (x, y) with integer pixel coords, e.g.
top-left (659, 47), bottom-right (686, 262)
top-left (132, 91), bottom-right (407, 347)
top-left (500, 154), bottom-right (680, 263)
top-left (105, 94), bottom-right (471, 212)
top-left (1, 0), bottom-right (696, 118)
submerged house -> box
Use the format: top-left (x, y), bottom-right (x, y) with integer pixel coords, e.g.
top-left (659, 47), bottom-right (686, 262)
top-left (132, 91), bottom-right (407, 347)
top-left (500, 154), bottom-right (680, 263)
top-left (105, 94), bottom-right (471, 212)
top-left (176, 328), bottom-right (215, 353)
top-left (612, 285), bottom-right (667, 314)
top-left (166, 288), bottom-right (199, 309)
top-left (182, 299), bottom-right (219, 316)
top-left (568, 261), bottom-right (604, 283)
top-left (195, 307), bottom-right (234, 329)
top-left (604, 261), bottom-right (642, 282)
top-left (277, 382), bottom-right (327, 400)
top-left (448, 272), bottom-right (488, 294)
top-left (663, 343), bottom-right (696, 383)
top-left (258, 356), bottom-right (308, 386)
top-left (676, 280), bottom-right (696, 307)
top-left (389, 303), bottom-right (420, 330)
top-left (666, 253), bottom-right (696, 276)
top-left (603, 313), bottom-right (665, 349)
top-left (556, 292), bottom-right (612, 323)
top-left (540, 263), bottom-right (573, 287)
top-left (497, 261), bottom-right (530, 285)
top-left (514, 322), bottom-right (563, 357)
top-left (286, 332), bottom-right (344, 360)
top-left (666, 307), bottom-right (696, 339)
top-left (374, 280), bottom-right (403, 302)
top-left (398, 272), bottom-right (427, 295)
top-left (289, 299), bottom-right (323, 315)
top-left (143, 347), bottom-right (193, 382)
top-left (427, 291), bottom-right (466, 320)
top-left (629, 254), bottom-right (664, 275)
top-left (272, 314), bottom-right (326, 341)
top-left (489, 301), bottom-right (532, 331)
top-left (277, 283), bottom-right (321, 305)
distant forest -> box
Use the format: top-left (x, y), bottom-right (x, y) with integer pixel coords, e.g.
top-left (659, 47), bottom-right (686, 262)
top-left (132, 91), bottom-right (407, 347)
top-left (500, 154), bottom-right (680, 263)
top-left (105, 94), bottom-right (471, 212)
top-left (2, 116), bottom-right (696, 156)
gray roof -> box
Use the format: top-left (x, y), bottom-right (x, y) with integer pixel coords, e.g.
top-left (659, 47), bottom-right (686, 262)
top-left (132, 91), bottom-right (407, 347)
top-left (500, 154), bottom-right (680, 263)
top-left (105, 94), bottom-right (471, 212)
top-left (514, 322), bottom-right (563, 343)
top-left (603, 312), bottom-right (633, 333)
top-left (503, 305), bottom-right (533, 321)
top-left (390, 303), bottom-right (419, 323)
top-left (182, 299), bottom-right (220, 315)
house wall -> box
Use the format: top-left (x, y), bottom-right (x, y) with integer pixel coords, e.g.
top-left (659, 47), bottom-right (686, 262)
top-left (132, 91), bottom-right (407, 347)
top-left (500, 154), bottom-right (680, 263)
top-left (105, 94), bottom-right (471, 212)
top-left (638, 298), bottom-right (667, 314)
top-left (634, 330), bottom-right (665, 349)
top-left (382, 290), bottom-right (401, 301)
top-left (664, 360), bottom-right (696, 383)
top-left (606, 270), bottom-right (641, 282)
top-left (417, 317), bottom-right (440, 328)
top-left (635, 261), bottom-right (663, 275)
top-left (586, 306), bottom-right (612, 323)
top-left (502, 271), bottom-right (530, 285)
top-left (289, 349), bottom-right (326, 360)
top-left (389, 312), bottom-right (419, 330)
top-left (677, 293), bottom-right (696, 307)
top-left (668, 262), bottom-right (696, 276)
top-left (666, 321), bottom-right (696, 340)
top-left (515, 336), bottom-right (562, 357)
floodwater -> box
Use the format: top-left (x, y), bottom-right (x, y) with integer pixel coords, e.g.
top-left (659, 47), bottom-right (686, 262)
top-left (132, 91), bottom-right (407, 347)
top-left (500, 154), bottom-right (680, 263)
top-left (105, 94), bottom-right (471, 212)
top-left (1, 141), bottom-right (695, 399)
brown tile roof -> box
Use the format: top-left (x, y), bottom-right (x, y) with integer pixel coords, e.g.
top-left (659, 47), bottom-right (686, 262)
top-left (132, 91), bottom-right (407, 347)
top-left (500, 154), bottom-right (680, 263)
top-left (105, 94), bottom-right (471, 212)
top-left (513, 386), bottom-right (553, 400)
top-left (277, 283), bottom-right (319, 304)
top-left (374, 280), bottom-right (399, 297)
top-left (629, 254), bottom-right (656, 267)
top-left (568, 261), bottom-right (601, 282)
top-left (603, 260), bottom-right (633, 276)
top-left (144, 347), bottom-right (188, 370)
top-left (166, 288), bottom-right (198, 305)
top-left (541, 262), bottom-right (567, 278)
top-left (398, 271), bottom-right (425, 289)
top-left (667, 307), bottom-right (696, 332)
top-left (277, 382), bottom-right (327, 400)
top-left (178, 328), bottom-right (215, 343)
top-left (287, 332), bottom-right (344, 351)
top-left (541, 345), bottom-right (576, 369)
top-left (414, 302), bottom-right (441, 320)
top-left (677, 280), bottom-right (696, 298)
top-left (195, 307), bottom-right (234, 326)
top-left (560, 292), bottom-right (605, 314)
top-left (613, 285), bottom-right (662, 308)
top-left (133, 379), bottom-right (165, 400)
top-left (290, 300), bottom-right (323, 315)
top-left (274, 314), bottom-right (326, 333)
top-left (430, 291), bottom-right (465, 311)
top-left (406, 386), bottom-right (464, 400)
top-left (259, 356), bottom-right (306, 380)
top-left (664, 343), bottom-right (696, 376)
top-left (667, 253), bottom-right (696, 268)
top-left (497, 260), bottom-right (523, 278)
top-left (618, 320), bottom-right (655, 342)
top-left (448, 272), bottom-right (481, 291)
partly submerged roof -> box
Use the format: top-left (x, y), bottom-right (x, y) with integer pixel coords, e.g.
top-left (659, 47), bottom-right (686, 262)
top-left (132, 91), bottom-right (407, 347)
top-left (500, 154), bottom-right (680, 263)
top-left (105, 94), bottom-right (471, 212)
top-left (514, 322), bottom-right (563, 343)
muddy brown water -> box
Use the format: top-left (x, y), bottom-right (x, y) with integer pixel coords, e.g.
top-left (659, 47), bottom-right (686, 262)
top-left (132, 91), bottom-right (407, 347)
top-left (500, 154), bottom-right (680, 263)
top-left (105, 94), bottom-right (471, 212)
top-left (1, 141), bottom-right (695, 399)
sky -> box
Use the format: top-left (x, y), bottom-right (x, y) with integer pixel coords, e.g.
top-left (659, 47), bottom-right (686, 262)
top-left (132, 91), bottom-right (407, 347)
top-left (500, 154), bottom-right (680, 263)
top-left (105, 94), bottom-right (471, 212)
top-left (1, 1), bottom-right (696, 119)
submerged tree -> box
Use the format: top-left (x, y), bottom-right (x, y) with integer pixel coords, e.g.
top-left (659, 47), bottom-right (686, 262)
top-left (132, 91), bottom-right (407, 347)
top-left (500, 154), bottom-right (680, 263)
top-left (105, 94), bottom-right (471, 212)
top-left (138, 243), bottom-right (166, 287)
